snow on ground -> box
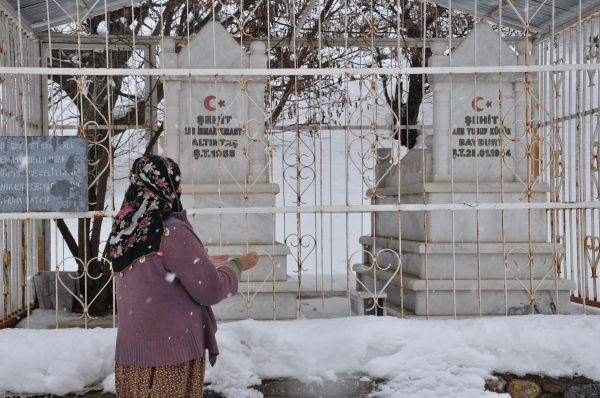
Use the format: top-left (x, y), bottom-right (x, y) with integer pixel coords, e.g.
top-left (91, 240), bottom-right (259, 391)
top-left (2, 315), bottom-right (600, 398)
top-left (0, 327), bottom-right (115, 396)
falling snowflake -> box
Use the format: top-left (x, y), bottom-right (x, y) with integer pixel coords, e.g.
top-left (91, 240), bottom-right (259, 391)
top-left (193, 258), bottom-right (200, 264)
top-left (165, 272), bottom-right (176, 283)
top-left (145, 297), bottom-right (153, 304)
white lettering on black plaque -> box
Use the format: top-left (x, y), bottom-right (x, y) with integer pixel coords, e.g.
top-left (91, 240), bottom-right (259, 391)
top-left (0, 136), bottom-right (88, 212)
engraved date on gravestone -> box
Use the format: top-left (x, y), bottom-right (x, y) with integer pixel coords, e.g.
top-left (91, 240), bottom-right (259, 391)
top-left (451, 96), bottom-right (512, 159)
top-left (0, 136), bottom-right (88, 212)
top-left (183, 96), bottom-right (242, 160)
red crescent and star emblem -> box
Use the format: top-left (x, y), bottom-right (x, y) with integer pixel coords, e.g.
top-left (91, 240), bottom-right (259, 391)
top-left (471, 96), bottom-right (493, 112)
top-left (203, 95), bottom-right (226, 111)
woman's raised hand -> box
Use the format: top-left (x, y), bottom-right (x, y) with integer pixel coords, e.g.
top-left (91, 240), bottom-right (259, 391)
top-left (209, 255), bottom-right (230, 267)
top-left (239, 252), bottom-right (259, 271)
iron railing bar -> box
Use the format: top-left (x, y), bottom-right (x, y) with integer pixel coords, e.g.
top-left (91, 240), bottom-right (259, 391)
top-left (0, 201), bottom-right (599, 220)
top-left (1, 64), bottom-right (600, 76)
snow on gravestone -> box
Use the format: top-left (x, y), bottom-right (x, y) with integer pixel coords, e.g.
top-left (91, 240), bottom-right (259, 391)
top-left (163, 21), bottom-right (251, 184)
top-left (432, 23), bottom-right (519, 182)
top-left (0, 136), bottom-right (87, 212)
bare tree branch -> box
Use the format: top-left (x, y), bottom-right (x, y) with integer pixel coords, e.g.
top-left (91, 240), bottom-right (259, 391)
top-left (54, 219), bottom-right (79, 259)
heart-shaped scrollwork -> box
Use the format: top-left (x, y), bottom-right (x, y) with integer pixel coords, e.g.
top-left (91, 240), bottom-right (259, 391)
top-left (54, 254), bottom-right (113, 323)
top-left (348, 248), bottom-right (400, 313)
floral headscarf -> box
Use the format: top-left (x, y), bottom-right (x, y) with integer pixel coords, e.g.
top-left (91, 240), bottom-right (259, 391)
top-left (108, 155), bottom-right (183, 273)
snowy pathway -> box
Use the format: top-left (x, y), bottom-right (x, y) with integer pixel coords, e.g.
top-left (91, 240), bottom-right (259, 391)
top-left (1, 315), bottom-right (600, 398)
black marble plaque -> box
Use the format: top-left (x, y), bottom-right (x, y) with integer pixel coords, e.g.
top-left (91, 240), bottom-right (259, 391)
top-left (0, 136), bottom-right (88, 212)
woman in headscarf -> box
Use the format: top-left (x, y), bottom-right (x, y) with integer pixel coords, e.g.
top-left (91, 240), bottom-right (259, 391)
top-left (108, 155), bottom-right (258, 398)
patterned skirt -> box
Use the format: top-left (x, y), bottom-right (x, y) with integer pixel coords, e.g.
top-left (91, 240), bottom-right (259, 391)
top-left (115, 357), bottom-right (205, 398)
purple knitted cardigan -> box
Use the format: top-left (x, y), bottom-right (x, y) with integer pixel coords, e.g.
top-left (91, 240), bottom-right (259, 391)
top-left (114, 211), bottom-right (238, 367)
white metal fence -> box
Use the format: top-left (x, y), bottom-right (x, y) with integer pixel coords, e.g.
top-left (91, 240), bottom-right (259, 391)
top-left (0, 0), bottom-right (599, 327)
top-left (0, 9), bottom-right (45, 327)
top-left (537, 16), bottom-right (600, 308)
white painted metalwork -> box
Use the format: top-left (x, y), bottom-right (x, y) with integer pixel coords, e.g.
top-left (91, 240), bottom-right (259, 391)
top-left (0, 0), bottom-right (598, 327)
top-left (0, 7), bottom-right (45, 328)
top-left (1, 64), bottom-right (600, 76)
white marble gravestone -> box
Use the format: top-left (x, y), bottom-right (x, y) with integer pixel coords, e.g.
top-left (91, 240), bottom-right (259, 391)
top-left (356, 23), bottom-right (575, 316)
top-left (161, 22), bottom-right (296, 320)
top-left (430, 23), bottom-right (519, 183)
